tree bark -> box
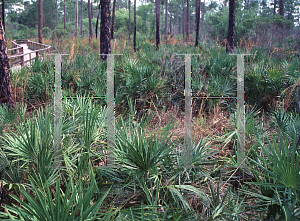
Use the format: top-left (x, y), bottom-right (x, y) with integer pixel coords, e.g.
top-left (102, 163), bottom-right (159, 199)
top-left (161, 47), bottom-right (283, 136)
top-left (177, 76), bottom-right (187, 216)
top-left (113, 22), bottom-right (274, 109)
top-left (133, 0), bottom-right (136, 51)
top-left (38, 0), bottom-right (43, 43)
top-left (274, 0), bottom-right (277, 15)
top-left (96, 3), bottom-right (100, 39)
top-left (226, 0), bottom-right (235, 53)
top-left (202, 0), bottom-right (205, 22)
top-left (164, 0), bottom-right (168, 42)
top-left (56, 0), bottom-right (58, 27)
top-left (199, 0), bottom-right (203, 37)
top-left (128, 0), bottom-right (131, 46)
top-left (186, 0), bottom-right (190, 42)
top-left (279, 0), bottom-right (284, 16)
top-left (176, 11), bottom-right (179, 35)
top-left (100, 0), bottom-right (111, 60)
top-left (75, 0), bottom-right (78, 38)
top-left (195, 0), bottom-right (200, 47)
top-left (91, 2), bottom-right (93, 19)
top-left (0, 9), bottom-right (14, 110)
top-left (64, 0), bottom-right (66, 29)
top-left (225, 0), bottom-right (227, 7)
top-left (155, 0), bottom-right (160, 50)
top-left (80, 0), bottom-right (83, 37)
top-left (88, 0), bottom-right (93, 45)
top-left (170, 12), bottom-right (172, 34)
top-left (182, 9), bottom-right (185, 37)
top-left (111, 0), bottom-right (116, 39)
top-left (1, 0), bottom-right (4, 31)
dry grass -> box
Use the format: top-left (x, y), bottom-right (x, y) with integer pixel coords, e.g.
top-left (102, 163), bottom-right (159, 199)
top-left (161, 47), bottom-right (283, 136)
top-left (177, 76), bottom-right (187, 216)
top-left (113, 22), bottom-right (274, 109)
top-left (239, 37), bottom-right (260, 51)
top-left (143, 101), bottom-right (234, 159)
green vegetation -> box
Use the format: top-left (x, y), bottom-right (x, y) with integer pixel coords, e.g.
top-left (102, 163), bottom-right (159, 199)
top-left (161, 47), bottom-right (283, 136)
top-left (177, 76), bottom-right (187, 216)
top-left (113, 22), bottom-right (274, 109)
top-left (1, 37), bottom-right (300, 219)
top-left (2, 0), bottom-right (300, 219)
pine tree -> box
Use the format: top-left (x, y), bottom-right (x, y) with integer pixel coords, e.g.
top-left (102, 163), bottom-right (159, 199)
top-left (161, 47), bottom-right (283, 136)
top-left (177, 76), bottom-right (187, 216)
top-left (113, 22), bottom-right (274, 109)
top-left (100, 0), bottom-right (111, 60)
top-left (88, 0), bottom-right (93, 45)
top-left (186, 0), bottom-right (190, 42)
top-left (164, 0), bottom-right (168, 42)
top-left (133, 0), bottom-right (136, 52)
top-left (38, 0), bottom-right (43, 43)
top-left (279, 0), bottom-right (284, 16)
top-left (195, 0), bottom-right (200, 47)
top-left (0, 8), bottom-right (14, 110)
top-left (75, 0), bottom-right (78, 38)
top-left (111, 0), bottom-right (116, 39)
top-left (64, 0), bottom-right (66, 29)
top-left (156, 0), bottom-right (160, 50)
top-left (226, 0), bottom-right (235, 53)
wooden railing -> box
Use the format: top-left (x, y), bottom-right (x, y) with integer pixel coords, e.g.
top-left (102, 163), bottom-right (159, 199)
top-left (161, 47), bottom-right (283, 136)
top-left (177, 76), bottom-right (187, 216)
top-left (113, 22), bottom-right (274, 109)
top-left (8, 39), bottom-right (52, 67)
top-left (8, 40), bottom-right (24, 66)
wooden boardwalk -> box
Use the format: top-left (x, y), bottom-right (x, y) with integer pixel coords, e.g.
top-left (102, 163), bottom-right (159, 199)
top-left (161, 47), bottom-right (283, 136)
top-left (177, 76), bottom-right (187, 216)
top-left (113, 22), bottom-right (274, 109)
top-left (8, 39), bottom-right (51, 72)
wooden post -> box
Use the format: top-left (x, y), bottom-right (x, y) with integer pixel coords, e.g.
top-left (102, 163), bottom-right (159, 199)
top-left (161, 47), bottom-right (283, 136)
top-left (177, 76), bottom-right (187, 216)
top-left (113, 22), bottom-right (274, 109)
top-left (20, 55), bottom-right (24, 66)
top-left (54, 54), bottom-right (62, 169)
top-left (184, 54), bottom-right (192, 168)
top-left (175, 53), bottom-right (201, 169)
top-left (107, 54), bottom-right (115, 165)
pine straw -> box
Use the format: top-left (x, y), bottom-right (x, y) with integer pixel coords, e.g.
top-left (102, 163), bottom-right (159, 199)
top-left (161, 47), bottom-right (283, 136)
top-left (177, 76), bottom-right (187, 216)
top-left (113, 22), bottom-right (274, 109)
top-left (140, 101), bottom-right (234, 160)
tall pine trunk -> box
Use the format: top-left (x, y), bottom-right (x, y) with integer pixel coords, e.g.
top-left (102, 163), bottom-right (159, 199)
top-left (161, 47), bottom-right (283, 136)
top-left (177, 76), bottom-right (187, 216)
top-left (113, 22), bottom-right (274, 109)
top-left (80, 0), bottom-right (83, 37)
top-left (226, 0), bottom-right (235, 53)
top-left (88, 0), bottom-right (93, 45)
top-left (274, 0), bottom-right (277, 15)
top-left (170, 12), bottom-right (172, 34)
top-left (133, 0), bottom-right (136, 51)
top-left (38, 0), bottom-right (43, 43)
top-left (111, 0), bottom-right (116, 39)
top-left (155, 0), bottom-right (160, 50)
top-left (182, 10), bottom-right (185, 37)
top-left (128, 0), bottom-right (131, 45)
top-left (56, 0), bottom-right (58, 27)
top-left (176, 12), bottom-right (178, 35)
top-left (75, 0), bottom-right (78, 38)
top-left (96, 3), bottom-right (100, 39)
top-left (279, 0), bottom-right (284, 16)
top-left (91, 2), bottom-right (93, 19)
top-left (64, 0), bottom-right (66, 29)
top-left (100, 0), bottom-right (111, 60)
top-left (2, 0), bottom-right (4, 31)
top-left (186, 0), bottom-right (190, 42)
top-left (199, 0), bottom-right (202, 37)
top-left (0, 8), bottom-right (14, 110)
top-left (164, 0), bottom-right (168, 42)
top-left (195, 0), bottom-right (200, 47)
top-left (202, 0), bottom-right (205, 22)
